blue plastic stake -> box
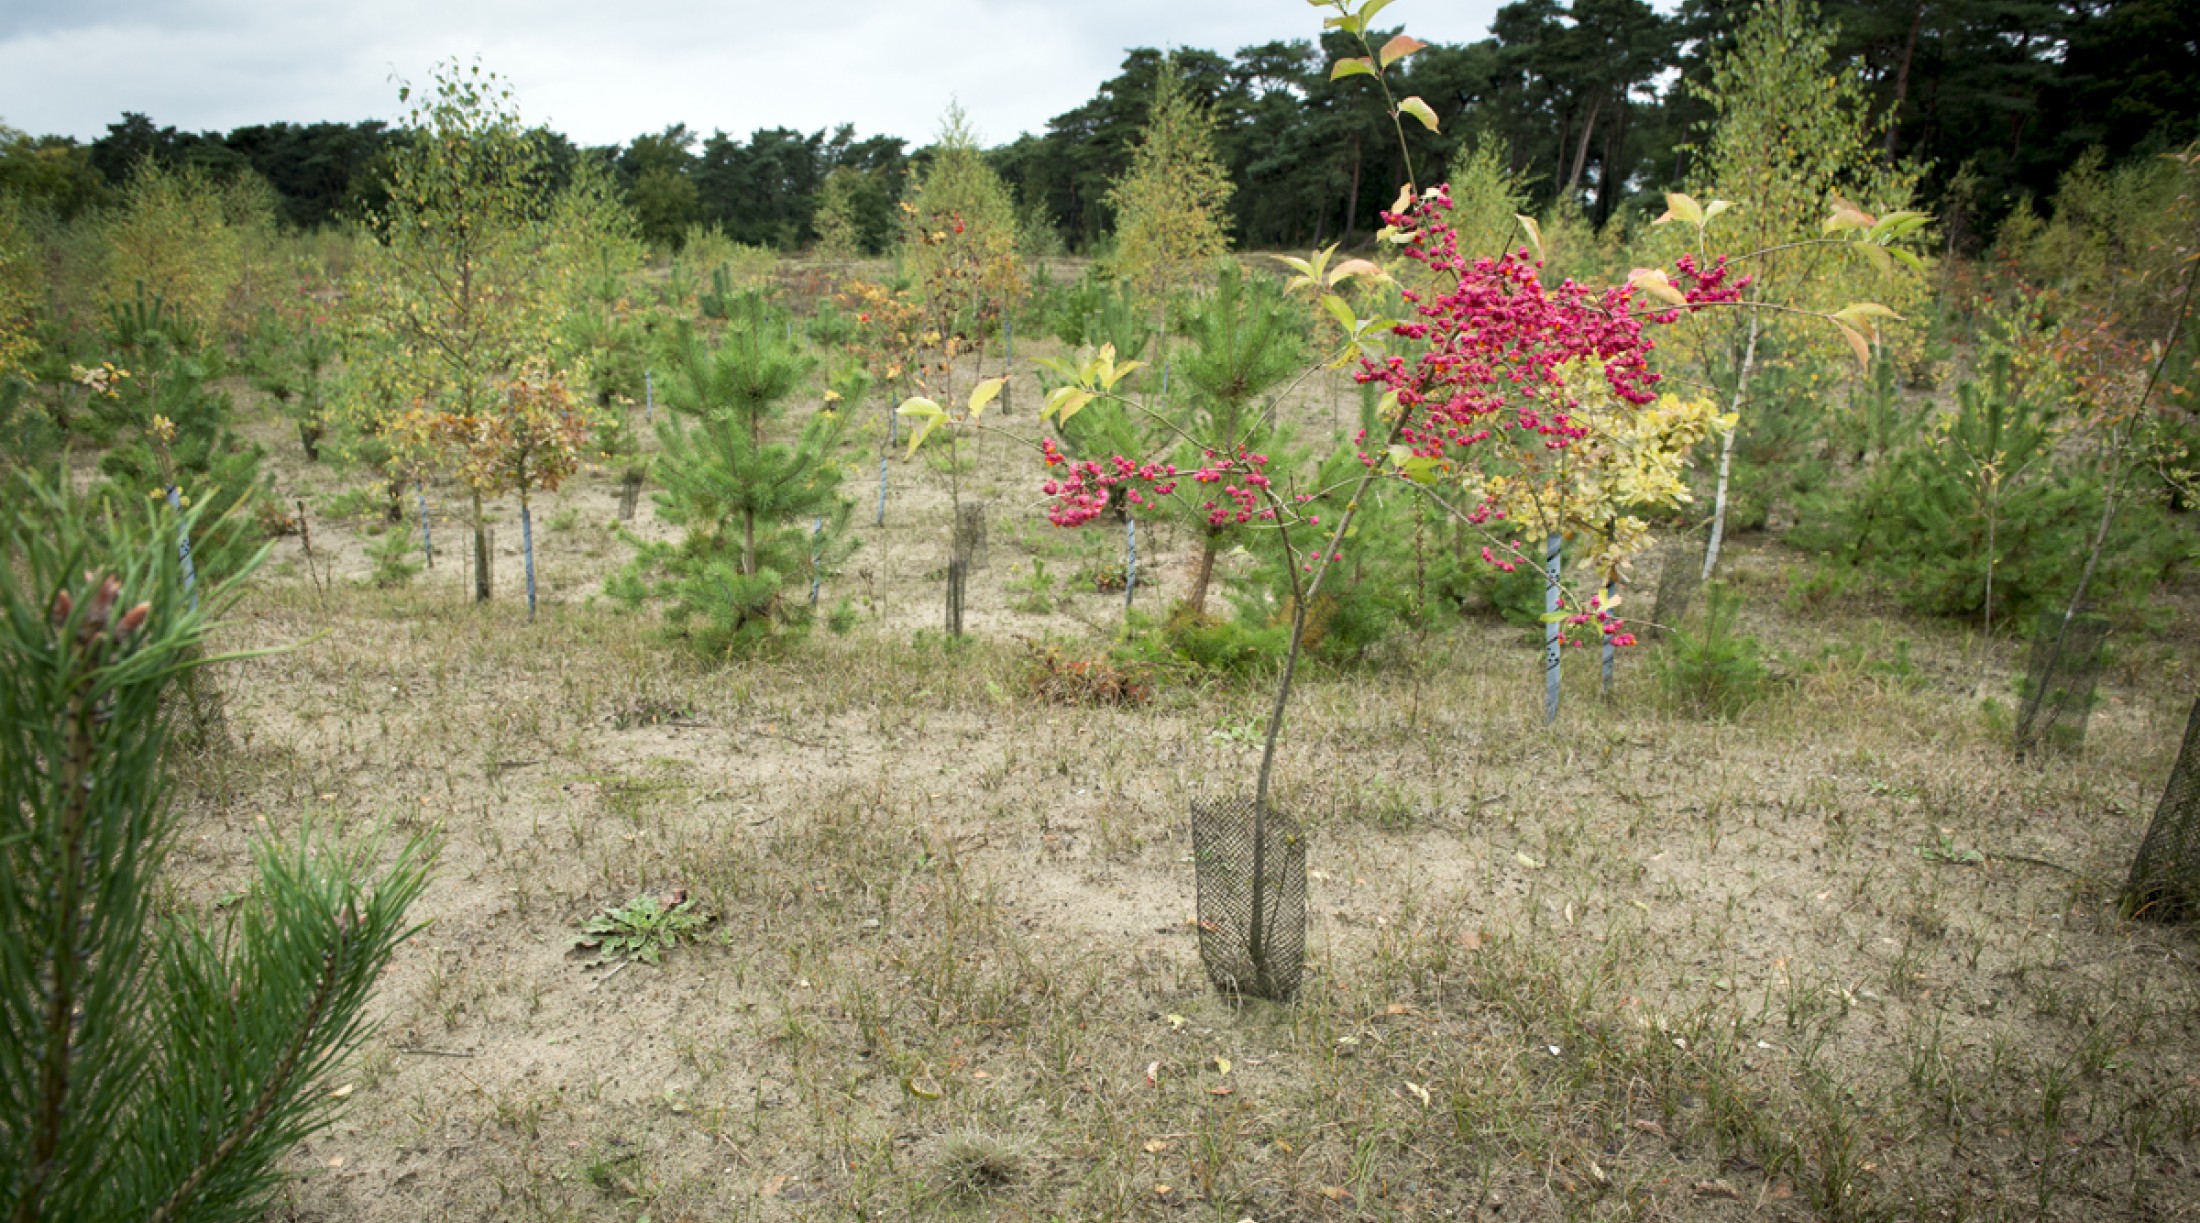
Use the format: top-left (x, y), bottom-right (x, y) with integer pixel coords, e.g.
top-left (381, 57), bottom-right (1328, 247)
top-left (1600, 579), bottom-right (1616, 696)
top-left (166, 484), bottom-right (198, 613)
top-left (1543, 534), bottom-right (1562, 724)
top-left (644, 371), bottom-right (654, 425)
top-left (876, 456), bottom-right (889, 528)
top-left (809, 517), bottom-right (823, 605)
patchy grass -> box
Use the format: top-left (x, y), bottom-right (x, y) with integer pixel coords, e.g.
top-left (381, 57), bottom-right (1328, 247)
top-left (163, 363), bottom-right (2200, 1221)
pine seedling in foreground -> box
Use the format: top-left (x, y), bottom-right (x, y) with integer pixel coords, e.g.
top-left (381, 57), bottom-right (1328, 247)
top-left (0, 470), bottom-right (429, 1223)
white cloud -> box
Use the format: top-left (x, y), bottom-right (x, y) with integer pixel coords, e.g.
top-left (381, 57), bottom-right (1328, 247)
top-left (0, 0), bottom-right (1506, 146)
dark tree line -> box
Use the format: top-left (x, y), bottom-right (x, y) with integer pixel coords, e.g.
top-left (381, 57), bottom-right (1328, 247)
top-left (3, 0), bottom-right (2190, 248)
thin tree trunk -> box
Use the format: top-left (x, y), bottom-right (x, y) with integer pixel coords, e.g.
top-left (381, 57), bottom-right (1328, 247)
top-left (1543, 533), bottom-right (1563, 724)
top-left (471, 490), bottom-right (491, 602)
top-left (1885, 0), bottom-right (1926, 159)
top-left (1340, 133), bottom-right (1363, 245)
top-left (1187, 533), bottom-right (1218, 616)
top-left (1563, 95), bottom-right (1604, 199)
top-left (1702, 309), bottom-right (1761, 581)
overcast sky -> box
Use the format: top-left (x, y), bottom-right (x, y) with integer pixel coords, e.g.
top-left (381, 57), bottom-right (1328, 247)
top-left (0, 0), bottom-right (1512, 149)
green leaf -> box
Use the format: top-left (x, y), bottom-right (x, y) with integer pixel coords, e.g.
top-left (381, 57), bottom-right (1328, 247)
top-left (1320, 293), bottom-right (1358, 336)
top-left (1397, 96), bottom-right (1440, 132)
top-left (1872, 210), bottom-right (1932, 243)
top-left (1538, 610), bottom-right (1568, 623)
top-left (1330, 57), bottom-right (1377, 81)
top-left (1357, 0), bottom-right (1398, 27)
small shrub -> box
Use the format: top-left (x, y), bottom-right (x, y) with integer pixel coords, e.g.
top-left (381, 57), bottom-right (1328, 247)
top-left (364, 523), bottom-right (422, 588)
top-left (1007, 557), bottom-right (1057, 614)
top-left (1161, 606), bottom-right (1286, 675)
top-left (1653, 582), bottom-right (1774, 718)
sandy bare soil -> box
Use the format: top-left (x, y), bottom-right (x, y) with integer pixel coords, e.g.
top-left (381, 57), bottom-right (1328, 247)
top-left (156, 366), bottom-right (2200, 1222)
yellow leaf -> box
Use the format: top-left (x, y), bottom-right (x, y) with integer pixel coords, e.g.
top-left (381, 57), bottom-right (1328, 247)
top-left (1329, 258), bottom-right (1386, 286)
top-left (1330, 56), bottom-right (1377, 81)
top-left (1831, 302), bottom-right (1903, 327)
top-left (1397, 96), bottom-right (1440, 132)
top-left (1046, 386), bottom-right (1095, 424)
top-left (1627, 267), bottom-right (1688, 307)
top-left (902, 1071), bottom-right (941, 1099)
top-left (967, 376), bottom-right (1008, 417)
top-left (1514, 214), bottom-right (1544, 261)
top-left (1660, 192), bottom-right (1704, 227)
top-left (1833, 322), bottom-right (1872, 370)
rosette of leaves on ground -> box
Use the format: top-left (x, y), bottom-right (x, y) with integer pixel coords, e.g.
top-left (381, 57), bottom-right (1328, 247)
top-left (610, 298), bottom-right (855, 655)
top-left (0, 469), bottom-right (429, 1223)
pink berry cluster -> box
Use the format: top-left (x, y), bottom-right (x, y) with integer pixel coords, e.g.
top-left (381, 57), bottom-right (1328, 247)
top-left (1025, 184), bottom-right (1745, 651)
top-left (1039, 438), bottom-right (1179, 527)
top-left (1354, 187), bottom-right (1745, 471)
top-left (1190, 450), bottom-right (1275, 526)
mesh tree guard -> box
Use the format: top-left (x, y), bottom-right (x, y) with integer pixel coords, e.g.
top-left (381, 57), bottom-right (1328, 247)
top-left (618, 469), bottom-right (643, 521)
top-left (1649, 536), bottom-right (1703, 640)
top-left (2016, 610), bottom-right (2109, 753)
top-left (953, 502), bottom-right (989, 570)
top-left (2124, 698), bottom-right (2200, 921)
top-left (1191, 796), bottom-right (1306, 1001)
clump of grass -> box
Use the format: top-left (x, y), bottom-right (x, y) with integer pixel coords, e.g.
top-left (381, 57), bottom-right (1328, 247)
top-left (936, 1129), bottom-right (1026, 1197)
